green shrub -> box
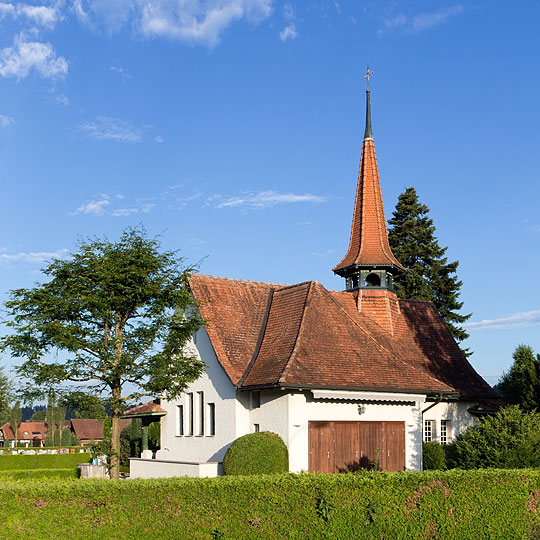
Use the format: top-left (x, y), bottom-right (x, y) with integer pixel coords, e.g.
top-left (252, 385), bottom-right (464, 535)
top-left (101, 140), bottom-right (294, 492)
top-left (0, 470), bottom-right (539, 538)
top-left (0, 468), bottom-right (78, 480)
top-left (423, 442), bottom-right (446, 470)
top-left (446, 405), bottom-right (540, 469)
top-left (0, 452), bottom-right (89, 471)
top-left (61, 428), bottom-right (72, 446)
top-left (223, 431), bottom-right (288, 475)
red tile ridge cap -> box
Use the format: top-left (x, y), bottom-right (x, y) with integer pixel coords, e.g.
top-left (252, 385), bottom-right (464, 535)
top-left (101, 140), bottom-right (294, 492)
top-left (190, 273), bottom-right (287, 288)
top-left (318, 285), bottom-right (454, 392)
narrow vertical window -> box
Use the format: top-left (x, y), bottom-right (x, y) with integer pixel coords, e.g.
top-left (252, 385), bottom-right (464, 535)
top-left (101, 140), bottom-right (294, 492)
top-left (253, 424), bottom-right (260, 433)
top-left (208, 403), bottom-right (215, 436)
top-left (424, 420), bottom-right (433, 442)
top-left (177, 405), bottom-right (184, 436)
top-left (251, 391), bottom-right (260, 409)
top-left (188, 393), bottom-right (194, 436)
top-left (198, 391), bottom-right (204, 436)
top-left (440, 420), bottom-right (449, 444)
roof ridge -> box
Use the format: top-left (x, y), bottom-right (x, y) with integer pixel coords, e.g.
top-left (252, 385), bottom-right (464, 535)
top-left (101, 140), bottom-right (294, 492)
top-left (278, 281), bottom-right (312, 384)
top-left (322, 286), bottom-right (454, 391)
top-left (273, 280), bottom-right (315, 293)
top-left (190, 274), bottom-right (286, 288)
top-left (238, 288), bottom-right (275, 387)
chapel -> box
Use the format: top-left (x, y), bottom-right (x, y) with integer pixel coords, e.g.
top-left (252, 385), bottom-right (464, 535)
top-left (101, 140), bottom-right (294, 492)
top-left (130, 79), bottom-right (499, 478)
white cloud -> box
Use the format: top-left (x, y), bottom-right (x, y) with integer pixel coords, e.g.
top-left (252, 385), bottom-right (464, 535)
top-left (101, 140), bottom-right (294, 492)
top-left (139, 0), bottom-right (272, 47)
top-left (71, 194), bottom-right (117, 215)
top-left (279, 22), bottom-right (296, 41)
top-left (71, 193), bottom-right (155, 217)
top-left (72, 0), bottom-right (272, 47)
top-left (0, 34), bottom-right (67, 79)
top-left (154, 135), bottom-right (164, 143)
top-left (0, 2), bottom-right (61, 27)
top-left (214, 190), bottom-right (325, 209)
top-left (279, 1), bottom-right (296, 41)
top-left (111, 65), bottom-right (130, 80)
top-left (55, 92), bottom-right (69, 105)
top-left (412, 5), bottom-right (463, 32)
top-left (283, 2), bottom-right (294, 20)
top-left (0, 114), bottom-right (13, 127)
top-left (465, 309), bottom-right (540, 331)
top-left (0, 248), bottom-right (69, 264)
top-left (379, 4), bottom-right (463, 34)
top-left (380, 13), bottom-right (406, 31)
top-left (78, 116), bottom-right (146, 143)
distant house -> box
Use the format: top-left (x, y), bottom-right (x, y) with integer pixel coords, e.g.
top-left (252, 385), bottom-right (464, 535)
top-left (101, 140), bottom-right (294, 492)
top-left (70, 418), bottom-right (130, 446)
top-left (0, 418), bottom-right (131, 447)
top-left (0, 422), bottom-right (49, 447)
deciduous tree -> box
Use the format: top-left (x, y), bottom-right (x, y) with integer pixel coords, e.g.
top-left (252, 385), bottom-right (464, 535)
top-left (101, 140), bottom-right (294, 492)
top-left (62, 392), bottom-right (107, 419)
top-left (0, 367), bottom-right (12, 425)
top-left (2, 227), bottom-right (205, 478)
top-left (388, 187), bottom-right (471, 347)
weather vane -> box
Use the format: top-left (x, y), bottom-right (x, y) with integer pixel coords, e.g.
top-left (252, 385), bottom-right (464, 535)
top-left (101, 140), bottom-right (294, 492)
top-left (363, 65), bottom-right (374, 90)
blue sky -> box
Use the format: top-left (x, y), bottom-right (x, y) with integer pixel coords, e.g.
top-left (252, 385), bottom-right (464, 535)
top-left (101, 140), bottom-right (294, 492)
top-left (1, 0), bottom-right (539, 387)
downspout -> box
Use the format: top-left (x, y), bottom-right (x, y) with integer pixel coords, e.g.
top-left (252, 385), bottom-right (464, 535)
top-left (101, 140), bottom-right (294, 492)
top-left (420, 393), bottom-right (443, 471)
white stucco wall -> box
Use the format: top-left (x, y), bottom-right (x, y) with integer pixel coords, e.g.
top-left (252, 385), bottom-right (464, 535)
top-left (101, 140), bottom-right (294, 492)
top-left (158, 327), bottom-right (242, 464)
top-left (421, 400), bottom-right (478, 444)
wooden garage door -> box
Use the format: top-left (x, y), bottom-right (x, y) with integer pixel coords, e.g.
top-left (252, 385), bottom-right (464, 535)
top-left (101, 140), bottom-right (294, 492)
top-left (309, 421), bottom-right (405, 473)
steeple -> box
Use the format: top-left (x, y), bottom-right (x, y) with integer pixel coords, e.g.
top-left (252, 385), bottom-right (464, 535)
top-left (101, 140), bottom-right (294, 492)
top-left (333, 69), bottom-right (405, 292)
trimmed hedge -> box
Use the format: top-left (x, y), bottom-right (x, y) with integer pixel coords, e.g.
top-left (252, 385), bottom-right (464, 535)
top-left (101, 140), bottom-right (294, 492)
top-left (0, 468), bottom-right (78, 480)
top-left (223, 431), bottom-right (288, 475)
top-left (0, 452), bottom-right (90, 471)
top-left (1, 470), bottom-right (540, 538)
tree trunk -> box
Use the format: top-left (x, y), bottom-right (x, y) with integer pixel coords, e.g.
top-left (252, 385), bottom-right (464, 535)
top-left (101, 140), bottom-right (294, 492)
top-left (110, 387), bottom-right (121, 479)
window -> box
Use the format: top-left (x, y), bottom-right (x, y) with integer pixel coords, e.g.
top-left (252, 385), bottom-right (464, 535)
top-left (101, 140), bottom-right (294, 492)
top-left (187, 393), bottom-right (194, 436)
top-left (424, 420), bottom-right (434, 442)
top-left (251, 391), bottom-right (261, 409)
top-left (208, 403), bottom-right (215, 436)
top-left (253, 424), bottom-right (260, 433)
top-left (440, 420), bottom-right (449, 444)
top-left (198, 391), bottom-right (204, 436)
top-left (177, 405), bottom-right (184, 436)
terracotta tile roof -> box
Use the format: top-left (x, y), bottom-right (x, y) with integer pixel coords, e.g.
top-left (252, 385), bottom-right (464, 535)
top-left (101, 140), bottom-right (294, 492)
top-left (0, 422), bottom-right (49, 440)
top-left (70, 418), bottom-right (130, 440)
top-left (190, 274), bottom-right (281, 384)
top-left (333, 139), bottom-right (405, 273)
top-left (191, 275), bottom-right (497, 400)
top-left (123, 400), bottom-right (166, 416)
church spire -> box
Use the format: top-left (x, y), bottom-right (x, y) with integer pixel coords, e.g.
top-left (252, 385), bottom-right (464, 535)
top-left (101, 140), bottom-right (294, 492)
top-left (333, 70), bottom-right (405, 292)
top-left (363, 66), bottom-right (373, 140)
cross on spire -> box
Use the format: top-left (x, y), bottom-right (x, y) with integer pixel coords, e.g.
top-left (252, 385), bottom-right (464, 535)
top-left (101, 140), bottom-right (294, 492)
top-left (363, 65), bottom-right (374, 90)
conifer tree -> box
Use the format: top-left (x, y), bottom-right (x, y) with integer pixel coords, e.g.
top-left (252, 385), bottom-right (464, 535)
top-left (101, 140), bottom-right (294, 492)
top-left (388, 187), bottom-right (471, 345)
top-left (497, 344), bottom-right (540, 409)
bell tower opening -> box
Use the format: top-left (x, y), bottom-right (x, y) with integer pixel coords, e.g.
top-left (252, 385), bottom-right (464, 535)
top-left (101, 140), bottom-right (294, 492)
top-left (365, 273), bottom-right (381, 287)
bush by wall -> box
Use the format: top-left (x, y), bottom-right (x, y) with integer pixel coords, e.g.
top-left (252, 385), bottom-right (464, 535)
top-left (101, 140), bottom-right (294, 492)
top-left (446, 405), bottom-right (540, 469)
top-left (223, 431), bottom-right (288, 475)
top-left (423, 442), bottom-right (446, 470)
top-left (1, 470), bottom-right (540, 538)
